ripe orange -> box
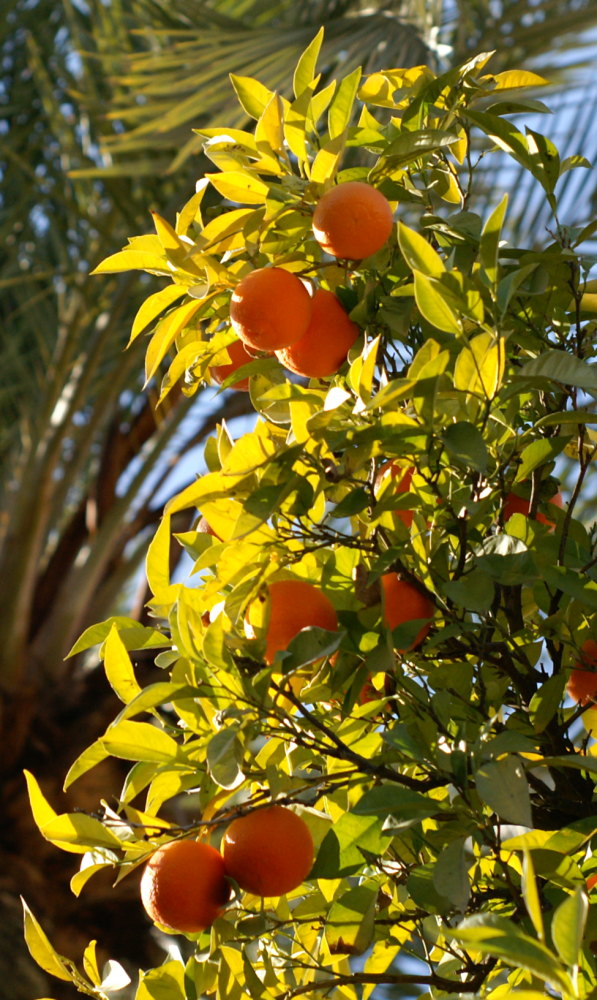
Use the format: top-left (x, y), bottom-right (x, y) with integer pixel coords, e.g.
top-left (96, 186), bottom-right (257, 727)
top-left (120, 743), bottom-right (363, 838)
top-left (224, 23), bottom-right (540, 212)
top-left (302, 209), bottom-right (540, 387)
top-left (230, 267), bottom-right (312, 351)
top-left (375, 462), bottom-right (415, 528)
top-left (210, 338), bottom-right (255, 391)
top-left (140, 839), bottom-right (230, 934)
top-left (312, 181), bottom-right (394, 260)
top-left (275, 288), bottom-right (360, 378)
top-left (246, 579), bottom-right (338, 665)
top-left (587, 873), bottom-right (597, 891)
top-left (567, 639), bottom-right (597, 706)
top-left (222, 805), bottom-right (314, 896)
top-left (503, 489), bottom-right (563, 527)
top-left (381, 573), bottom-right (433, 652)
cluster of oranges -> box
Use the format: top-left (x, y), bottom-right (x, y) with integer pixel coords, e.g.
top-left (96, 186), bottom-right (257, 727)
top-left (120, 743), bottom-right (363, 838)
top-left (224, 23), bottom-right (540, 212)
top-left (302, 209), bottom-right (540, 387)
top-left (209, 181), bottom-right (394, 388)
top-left (141, 804), bottom-right (314, 934)
top-left (139, 569), bottom-right (435, 934)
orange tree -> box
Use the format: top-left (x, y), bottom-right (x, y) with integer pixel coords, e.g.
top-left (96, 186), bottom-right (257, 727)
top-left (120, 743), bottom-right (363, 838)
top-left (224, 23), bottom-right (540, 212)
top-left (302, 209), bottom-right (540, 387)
top-left (23, 31), bottom-right (597, 1000)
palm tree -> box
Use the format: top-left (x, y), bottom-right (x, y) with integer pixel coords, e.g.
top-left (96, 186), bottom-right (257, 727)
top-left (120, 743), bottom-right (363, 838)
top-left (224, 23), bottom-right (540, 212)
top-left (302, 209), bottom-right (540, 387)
top-left (3, 0), bottom-right (597, 996)
top-left (1, 3), bottom-right (253, 995)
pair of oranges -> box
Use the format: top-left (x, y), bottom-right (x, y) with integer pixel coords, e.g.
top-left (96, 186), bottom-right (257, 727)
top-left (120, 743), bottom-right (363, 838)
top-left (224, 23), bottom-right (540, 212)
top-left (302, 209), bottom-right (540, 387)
top-left (141, 804), bottom-right (314, 935)
top-left (247, 575), bottom-right (433, 664)
top-left (211, 181), bottom-right (394, 386)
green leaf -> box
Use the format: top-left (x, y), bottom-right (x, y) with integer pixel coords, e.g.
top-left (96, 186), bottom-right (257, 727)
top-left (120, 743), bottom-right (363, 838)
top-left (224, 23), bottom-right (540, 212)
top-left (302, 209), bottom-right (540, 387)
top-left (67, 618), bottom-right (168, 657)
top-left (398, 222), bottom-right (445, 277)
top-left (516, 349), bottom-right (597, 395)
top-left (293, 28), bottom-right (324, 99)
top-left (528, 673), bottom-right (567, 734)
top-left (475, 755), bottom-right (533, 826)
top-left (206, 728), bottom-right (244, 790)
top-left (328, 66), bottom-right (362, 140)
top-left (22, 900), bottom-right (72, 982)
top-left (311, 812), bottom-right (386, 878)
top-left (414, 272), bottom-right (462, 333)
top-left (514, 437), bottom-right (567, 481)
top-left (433, 838), bottom-right (470, 911)
top-left (449, 913), bottom-right (573, 994)
top-left (442, 570), bottom-right (495, 614)
top-left (100, 720), bottom-right (181, 763)
top-left (443, 421), bottom-right (489, 472)
top-left (352, 785), bottom-right (440, 826)
top-left (277, 627), bottom-right (343, 672)
top-left (551, 888), bottom-right (588, 968)
top-left (371, 130), bottom-right (460, 179)
top-left (324, 883), bottom-right (377, 955)
top-left (479, 194), bottom-right (508, 288)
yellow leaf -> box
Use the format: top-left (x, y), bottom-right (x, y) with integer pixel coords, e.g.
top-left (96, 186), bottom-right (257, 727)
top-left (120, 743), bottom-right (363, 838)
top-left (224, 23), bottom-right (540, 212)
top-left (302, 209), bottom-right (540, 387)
top-left (70, 862), bottom-right (111, 898)
top-left (24, 770), bottom-right (58, 830)
top-left (104, 625), bottom-right (142, 704)
top-left (63, 740), bottom-right (108, 791)
top-left (454, 332), bottom-right (505, 401)
top-left (492, 70), bottom-right (551, 90)
top-left (146, 513), bottom-right (171, 596)
top-left (100, 719), bottom-right (181, 763)
top-left (129, 285), bottom-right (187, 344)
top-left (176, 184), bottom-right (208, 235)
top-left (91, 249), bottom-right (168, 275)
top-left (82, 940), bottom-right (101, 986)
top-left (255, 92), bottom-right (286, 156)
top-left (207, 170), bottom-right (269, 205)
top-left (22, 900), bottom-right (72, 982)
top-left (151, 211), bottom-right (186, 252)
top-left (199, 207), bottom-right (259, 253)
top-left (165, 470), bottom-right (228, 515)
top-left (144, 298), bottom-right (203, 383)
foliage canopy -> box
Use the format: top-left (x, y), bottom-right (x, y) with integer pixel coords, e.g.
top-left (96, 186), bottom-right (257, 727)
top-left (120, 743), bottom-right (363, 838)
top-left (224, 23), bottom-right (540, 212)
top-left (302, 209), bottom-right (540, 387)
top-left (24, 32), bottom-right (597, 1000)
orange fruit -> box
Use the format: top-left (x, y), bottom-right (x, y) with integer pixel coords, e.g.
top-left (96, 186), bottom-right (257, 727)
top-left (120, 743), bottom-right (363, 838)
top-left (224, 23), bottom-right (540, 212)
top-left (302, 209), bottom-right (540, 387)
top-left (381, 573), bottom-right (433, 652)
top-left (503, 489), bottom-right (563, 528)
top-left (275, 288), bottom-right (360, 378)
top-left (246, 579), bottom-right (338, 665)
top-left (222, 805), bottom-right (314, 896)
top-left (587, 873), bottom-right (597, 891)
top-left (375, 462), bottom-right (415, 527)
top-left (210, 338), bottom-right (255, 391)
top-left (230, 268), bottom-right (312, 351)
top-left (312, 181), bottom-right (394, 260)
top-left (567, 639), bottom-right (597, 706)
top-left (140, 840), bottom-right (230, 934)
